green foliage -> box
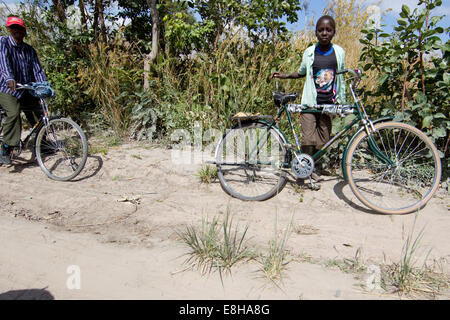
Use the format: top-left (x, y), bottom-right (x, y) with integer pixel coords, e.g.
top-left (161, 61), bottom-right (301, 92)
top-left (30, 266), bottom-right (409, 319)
top-left (128, 89), bottom-right (169, 141)
top-left (359, 0), bottom-right (449, 163)
top-left (146, 36), bottom-right (302, 134)
top-left (163, 11), bottom-right (215, 55)
top-left (2, 0), bottom-right (308, 143)
top-left (186, 0), bottom-right (307, 45)
top-left (117, 0), bottom-right (153, 47)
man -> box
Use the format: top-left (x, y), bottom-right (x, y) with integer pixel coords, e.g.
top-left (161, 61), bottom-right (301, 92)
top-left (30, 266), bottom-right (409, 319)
top-left (0, 16), bottom-right (47, 164)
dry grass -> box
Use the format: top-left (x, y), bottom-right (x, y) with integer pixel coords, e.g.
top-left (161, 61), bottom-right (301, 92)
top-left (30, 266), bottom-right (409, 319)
top-left (324, 0), bottom-right (371, 66)
top-left (77, 35), bottom-right (142, 135)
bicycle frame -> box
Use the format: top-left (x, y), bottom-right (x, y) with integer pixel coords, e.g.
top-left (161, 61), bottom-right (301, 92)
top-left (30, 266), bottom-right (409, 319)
top-left (241, 71), bottom-right (395, 174)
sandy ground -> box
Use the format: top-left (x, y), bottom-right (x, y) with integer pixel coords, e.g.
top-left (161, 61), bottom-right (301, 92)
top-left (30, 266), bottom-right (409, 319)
top-left (0, 141), bottom-right (449, 300)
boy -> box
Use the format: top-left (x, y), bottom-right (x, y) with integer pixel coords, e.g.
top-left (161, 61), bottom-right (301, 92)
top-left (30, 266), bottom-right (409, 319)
top-left (271, 15), bottom-right (346, 182)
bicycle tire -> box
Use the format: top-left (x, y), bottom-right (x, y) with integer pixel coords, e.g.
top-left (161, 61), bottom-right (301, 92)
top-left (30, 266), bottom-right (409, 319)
top-left (345, 122), bottom-right (441, 214)
top-left (216, 121), bottom-right (288, 201)
top-left (35, 117), bottom-right (88, 181)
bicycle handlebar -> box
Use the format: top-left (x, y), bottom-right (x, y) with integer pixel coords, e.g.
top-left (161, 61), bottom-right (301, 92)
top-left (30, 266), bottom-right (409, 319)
top-left (336, 68), bottom-right (362, 77)
top-left (336, 68), bottom-right (362, 89)
top-left (16, 82), bottom-right (55, 98)
top-left (16, 83), bottom-right (32, 90)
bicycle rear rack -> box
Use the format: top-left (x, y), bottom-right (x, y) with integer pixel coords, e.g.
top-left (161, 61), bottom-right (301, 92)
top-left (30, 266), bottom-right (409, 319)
top-left (230, 114), bottom-right (273, 122)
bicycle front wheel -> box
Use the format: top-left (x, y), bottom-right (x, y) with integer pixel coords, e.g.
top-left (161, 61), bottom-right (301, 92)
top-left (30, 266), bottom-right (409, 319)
top-left (35, 117), bottom-right (88, 181)
top-left (345, 122), bottom-right (441, 214)
top-left (216, 121), bottom-right (288, 201)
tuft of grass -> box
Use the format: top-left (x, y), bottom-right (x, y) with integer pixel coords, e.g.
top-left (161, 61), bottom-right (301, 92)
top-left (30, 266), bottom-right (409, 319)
top-left (341, 247), bottom-right (367, 274)
top-left (293, 184), bottom-right (306, 202)
top-left (381, 217), bottom-right (450, 298)
top-left (258, 215), bottom-right (293, 284)
top-left (323, 247), bottom-right (367, 281)
top-left (198, 164), bottom-right (218, 184)
top-left (178, 209), bottom-right (255, 278)
top-left (77, 38), bottom-right (140, 135)
top-left (178, 215), bottom-right (221, 275)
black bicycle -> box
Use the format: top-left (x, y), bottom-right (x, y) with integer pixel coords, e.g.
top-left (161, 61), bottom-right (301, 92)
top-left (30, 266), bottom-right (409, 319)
top-left (0, 82), bottom-right (88, 181)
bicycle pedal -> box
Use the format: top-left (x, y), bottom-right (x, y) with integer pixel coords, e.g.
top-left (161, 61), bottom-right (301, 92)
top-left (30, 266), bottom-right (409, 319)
top-left (309, 178), bottom-right (321, 191)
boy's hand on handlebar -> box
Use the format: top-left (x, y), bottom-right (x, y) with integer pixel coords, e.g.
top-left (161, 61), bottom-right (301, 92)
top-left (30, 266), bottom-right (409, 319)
top-left (271, 72), bottom-right (302, 79)
top-left (7, 80), bottom-right (16, 92)
top-left (271, 72), bottom-right (285, 79)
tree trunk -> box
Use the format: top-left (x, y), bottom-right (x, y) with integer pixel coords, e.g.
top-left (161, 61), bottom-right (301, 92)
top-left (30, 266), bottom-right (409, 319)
top-left (79, 0), bottom-right (88, 32)
top-left (144, 0), bottom-right (159, 90)
top-left (52, 0), bottom-right (66, 23)
top-left (93, 0), bottom-right (99, 41)
top-left (98, 0), bottom-right (107, 43)
top-left (93, 0), bottom-right (107, 43)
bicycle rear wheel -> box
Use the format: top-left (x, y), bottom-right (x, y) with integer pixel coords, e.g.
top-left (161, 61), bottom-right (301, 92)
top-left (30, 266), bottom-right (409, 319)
top-left (35, 117), bottom-right (88, 181)
top-left (216, 121), bottom-right (288, 201)
top-left (345, 122), bottom-right (441, 214)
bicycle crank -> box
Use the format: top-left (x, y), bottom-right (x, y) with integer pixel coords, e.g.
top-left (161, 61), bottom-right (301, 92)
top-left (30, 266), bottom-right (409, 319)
top-left (291, 153), bottom-right (314, 179)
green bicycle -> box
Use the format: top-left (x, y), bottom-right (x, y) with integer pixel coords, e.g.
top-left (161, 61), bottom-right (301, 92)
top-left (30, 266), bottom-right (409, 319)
top-left (214, 69), bottom-right (442, 215)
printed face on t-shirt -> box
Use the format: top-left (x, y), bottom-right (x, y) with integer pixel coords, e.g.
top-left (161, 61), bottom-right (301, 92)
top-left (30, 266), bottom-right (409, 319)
top-left (315, 69), bottom-right (335, 92)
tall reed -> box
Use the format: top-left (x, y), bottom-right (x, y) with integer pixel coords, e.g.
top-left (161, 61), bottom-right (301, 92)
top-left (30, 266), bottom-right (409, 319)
top-left (77, 36), bottom-right (142, 135)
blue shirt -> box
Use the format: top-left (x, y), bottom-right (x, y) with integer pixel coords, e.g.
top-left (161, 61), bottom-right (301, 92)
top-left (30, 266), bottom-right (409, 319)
top-left (0, 36), bottom-right (47, 98)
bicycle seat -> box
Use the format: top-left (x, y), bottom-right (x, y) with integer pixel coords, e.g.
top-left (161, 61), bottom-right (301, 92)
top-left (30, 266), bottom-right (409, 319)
top-left (273, 92), bottom-right (299, 107)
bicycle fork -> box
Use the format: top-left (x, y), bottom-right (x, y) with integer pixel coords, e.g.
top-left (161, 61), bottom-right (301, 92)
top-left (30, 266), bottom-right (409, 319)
top-left (364, 121), bottom-right (395, 167)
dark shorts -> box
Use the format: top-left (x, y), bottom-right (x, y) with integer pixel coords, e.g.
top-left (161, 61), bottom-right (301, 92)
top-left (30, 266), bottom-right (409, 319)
top-left (300, 113), bottom-right (332, 148)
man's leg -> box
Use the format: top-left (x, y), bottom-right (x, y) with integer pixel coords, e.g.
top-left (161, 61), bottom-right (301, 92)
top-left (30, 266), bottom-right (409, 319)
top-left (0, 92), bottom-right (22, 146)
top-left (0, 92), bottom-right (22, 164)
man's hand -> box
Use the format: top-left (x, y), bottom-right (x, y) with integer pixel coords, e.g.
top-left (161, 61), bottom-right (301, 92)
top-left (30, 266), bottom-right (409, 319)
top-left (7, 80), bottom-right (16, 92)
